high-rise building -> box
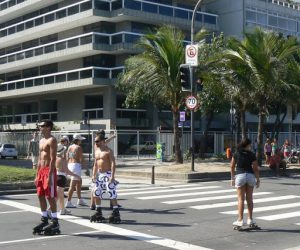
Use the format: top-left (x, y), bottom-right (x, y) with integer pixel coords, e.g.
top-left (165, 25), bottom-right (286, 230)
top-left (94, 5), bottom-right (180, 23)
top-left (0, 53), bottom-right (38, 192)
top-left (0, 0), bottom-right (218, 131)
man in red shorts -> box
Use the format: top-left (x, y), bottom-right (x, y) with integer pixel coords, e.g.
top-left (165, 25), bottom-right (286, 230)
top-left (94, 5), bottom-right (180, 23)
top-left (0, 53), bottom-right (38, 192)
top-left (33, 119), bottom-right (59, 235)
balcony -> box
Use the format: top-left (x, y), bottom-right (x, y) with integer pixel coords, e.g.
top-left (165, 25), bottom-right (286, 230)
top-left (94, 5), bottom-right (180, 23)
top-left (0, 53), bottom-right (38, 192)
top-left (0, 31), bottom-right (141, 73)
top-left (0, 66), bottom-right (124, 99)
top-left (0, 0), bottom-right (63, 23)
top-left (109, 0), bottom-right (218, 31)
top-left (0, 0), bottom-right (218, 49)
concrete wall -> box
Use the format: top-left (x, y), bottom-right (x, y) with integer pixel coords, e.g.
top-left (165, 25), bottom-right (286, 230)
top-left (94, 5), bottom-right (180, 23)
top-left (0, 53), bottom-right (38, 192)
top-left (204, 0), bottom-right (244, 38)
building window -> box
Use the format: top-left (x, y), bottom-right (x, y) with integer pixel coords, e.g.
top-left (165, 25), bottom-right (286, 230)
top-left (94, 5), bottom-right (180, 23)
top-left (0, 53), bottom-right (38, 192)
top-left (83, 95), bottom-right (103, 119)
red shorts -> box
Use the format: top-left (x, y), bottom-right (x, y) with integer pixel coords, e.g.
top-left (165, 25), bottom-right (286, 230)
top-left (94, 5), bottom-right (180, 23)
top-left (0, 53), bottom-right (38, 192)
top-left (36, 166), bottom-right (57, 199)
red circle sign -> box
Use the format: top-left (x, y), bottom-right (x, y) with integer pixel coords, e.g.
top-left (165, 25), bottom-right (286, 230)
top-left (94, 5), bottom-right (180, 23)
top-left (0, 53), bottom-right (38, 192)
top-left (185, 96), bottom-right (198, 110)
top-left (186, 46), bottom-right (197, 58)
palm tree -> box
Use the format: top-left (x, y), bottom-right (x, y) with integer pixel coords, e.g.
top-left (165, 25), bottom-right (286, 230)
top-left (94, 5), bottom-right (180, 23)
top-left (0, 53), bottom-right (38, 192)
top-left (117, 25), bottom-right (186, 163)
top-left (223, 27), bottom-right (300, 164)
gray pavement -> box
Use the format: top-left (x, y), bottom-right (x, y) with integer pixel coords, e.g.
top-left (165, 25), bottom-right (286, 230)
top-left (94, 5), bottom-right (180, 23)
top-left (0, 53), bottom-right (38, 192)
top-left (2, 178), bottom-right (300, 249)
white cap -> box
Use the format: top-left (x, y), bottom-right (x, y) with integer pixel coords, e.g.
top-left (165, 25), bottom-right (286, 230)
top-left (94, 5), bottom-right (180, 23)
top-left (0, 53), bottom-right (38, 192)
top-left (73, 133), bottom-right (86, 141)
top-left (61, 135), bottom-right (69, 142)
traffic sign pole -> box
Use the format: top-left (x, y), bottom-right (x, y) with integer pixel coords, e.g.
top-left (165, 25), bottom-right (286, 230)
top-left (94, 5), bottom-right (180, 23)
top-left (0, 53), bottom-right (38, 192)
top-left (189, 66), bottom-right (195, 171)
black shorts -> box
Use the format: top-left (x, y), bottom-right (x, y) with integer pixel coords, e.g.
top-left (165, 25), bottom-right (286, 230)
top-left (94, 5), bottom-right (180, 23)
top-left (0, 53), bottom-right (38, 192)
top-left (57, 175), bottom-right (67, 188)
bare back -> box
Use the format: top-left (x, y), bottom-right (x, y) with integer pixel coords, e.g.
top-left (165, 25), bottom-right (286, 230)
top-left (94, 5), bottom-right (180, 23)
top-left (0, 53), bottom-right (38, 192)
top-left (39, 136), bottom-right (56, 167)
top-left (67, 144), bottom-right (83, 164)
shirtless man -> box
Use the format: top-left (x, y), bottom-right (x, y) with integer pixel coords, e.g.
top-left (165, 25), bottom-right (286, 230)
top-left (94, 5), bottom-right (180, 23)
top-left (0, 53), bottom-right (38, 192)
top-left (33, 120), bottom-right (60, 235)
top-left (90, 132), bottom-right (121, 223)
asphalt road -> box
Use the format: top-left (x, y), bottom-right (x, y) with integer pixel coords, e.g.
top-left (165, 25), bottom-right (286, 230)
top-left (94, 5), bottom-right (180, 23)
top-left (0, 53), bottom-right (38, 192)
top-left (1, 177), bottom-right (300, 250)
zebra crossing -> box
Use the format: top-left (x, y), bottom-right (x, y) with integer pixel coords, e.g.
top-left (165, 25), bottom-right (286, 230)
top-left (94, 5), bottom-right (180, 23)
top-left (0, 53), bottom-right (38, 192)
top-left (118, 182), bottom-right (300, 225)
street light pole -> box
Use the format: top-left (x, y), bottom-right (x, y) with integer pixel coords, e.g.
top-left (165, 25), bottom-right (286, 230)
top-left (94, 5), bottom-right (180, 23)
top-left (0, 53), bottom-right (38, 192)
top-left (190, 0), bottom-right (203, 172)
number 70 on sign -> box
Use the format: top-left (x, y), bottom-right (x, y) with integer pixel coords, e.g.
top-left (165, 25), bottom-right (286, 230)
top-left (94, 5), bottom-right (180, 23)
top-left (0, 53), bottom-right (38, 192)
top-left (185, 95), bottom-right (198, 110)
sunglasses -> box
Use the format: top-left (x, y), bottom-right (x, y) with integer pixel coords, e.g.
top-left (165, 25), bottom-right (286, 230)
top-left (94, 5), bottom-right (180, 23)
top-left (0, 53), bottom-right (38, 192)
top-left (39, 125), bottom-right (47, 128)
top-left (94, 140), bottom-right (100, 143)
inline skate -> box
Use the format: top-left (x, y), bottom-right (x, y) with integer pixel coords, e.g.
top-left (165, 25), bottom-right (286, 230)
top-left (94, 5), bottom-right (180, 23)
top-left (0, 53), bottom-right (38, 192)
top-left (43, 218), bottom-right (60, 235)
top-left (33, 217), bottom-right (48, 235)
top-left (90, 207), bottom-right (105, 223)
top-left (108, 208), bottom-right (121, 224)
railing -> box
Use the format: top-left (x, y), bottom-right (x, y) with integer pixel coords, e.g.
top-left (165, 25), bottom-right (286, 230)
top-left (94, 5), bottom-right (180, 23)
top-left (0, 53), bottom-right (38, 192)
top-left (0, 66), bottom-right (125, 92)
top-left (0, 0), bottom-right (92, 38)
top-left (0, 0), bottom-right (25, 11)
top-left (0, 0), bottom-right (218, 38)
top-left (83, 108), bottom-right (103, 119)
top-left (111, 0), bottom-right (218, 25)
top-left (0, 31), bottom-right (142, 65)
top-left (15, 113), bottom-right (38, 123)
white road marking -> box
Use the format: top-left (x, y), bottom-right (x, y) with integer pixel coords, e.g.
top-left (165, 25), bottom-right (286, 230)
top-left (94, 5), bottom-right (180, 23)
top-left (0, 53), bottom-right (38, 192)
top-left (137, 189), bottom-right (235, 200)
top-left (120, 186), bottom-right (220, 196)
top-left (0, 200), bottom-right (213, 250)
top-left (163, 192), bottom-right (271, 205)
top-left (0, 231), bottom-right (100, 245)
top-left (190, 195), bottom-right (296, 210)
top-left (0, 210), bottom-right (28, 214)
top-left (117, 184), bottom-right (202, 193)
top-left (221, 202), bottom-right (300, 215)
top-left (257, 211), bottom-right (300, 221)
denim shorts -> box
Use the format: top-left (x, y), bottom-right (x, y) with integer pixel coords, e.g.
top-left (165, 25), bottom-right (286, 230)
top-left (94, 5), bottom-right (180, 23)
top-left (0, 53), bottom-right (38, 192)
top-left (235, 173), bottom-right (256, 188)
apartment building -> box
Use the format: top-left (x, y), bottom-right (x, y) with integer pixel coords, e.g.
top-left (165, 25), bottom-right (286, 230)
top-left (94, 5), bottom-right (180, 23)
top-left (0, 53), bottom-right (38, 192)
top-left (0, 0), bottom-right (218, 131)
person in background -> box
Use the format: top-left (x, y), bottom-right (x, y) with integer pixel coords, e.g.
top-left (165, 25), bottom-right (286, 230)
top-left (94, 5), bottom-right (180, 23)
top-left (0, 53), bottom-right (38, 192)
top-left (282, 139), bottom-right (292, 159)
top-left (264, 138), bottom-right (272, 164)
top-left (230, 138), bottom-right (260, 229)
top-left (271, 138), bottom-right (278, 156)
top-left (27, 131), bottom-right (39, 170)
top-left (56, 143), bottom-right (80, 215)
top-left (65, 133), bottom-right (88, 208)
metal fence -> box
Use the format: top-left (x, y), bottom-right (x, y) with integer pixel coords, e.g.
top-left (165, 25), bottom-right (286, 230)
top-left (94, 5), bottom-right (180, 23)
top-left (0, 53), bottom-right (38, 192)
top-left (1, 130), bottom-right (300, 159)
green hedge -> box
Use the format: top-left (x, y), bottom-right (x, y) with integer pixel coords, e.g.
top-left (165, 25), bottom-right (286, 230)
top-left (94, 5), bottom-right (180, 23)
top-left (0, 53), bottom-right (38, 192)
top-left (0, 166), bottom-right (35, 183)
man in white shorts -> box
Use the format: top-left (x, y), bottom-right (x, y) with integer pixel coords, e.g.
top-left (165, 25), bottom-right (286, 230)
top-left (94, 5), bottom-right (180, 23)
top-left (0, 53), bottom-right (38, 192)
top-left (27, 131), bottom-right (39, 170)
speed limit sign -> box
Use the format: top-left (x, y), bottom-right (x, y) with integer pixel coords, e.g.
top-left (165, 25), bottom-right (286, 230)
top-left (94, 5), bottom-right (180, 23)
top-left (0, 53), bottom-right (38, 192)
top-left (185, 95), bottom-right (198, 110)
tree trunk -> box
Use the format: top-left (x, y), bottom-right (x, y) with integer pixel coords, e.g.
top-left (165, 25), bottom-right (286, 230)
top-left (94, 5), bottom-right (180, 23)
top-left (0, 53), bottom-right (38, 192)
top-left (172, 111), bottom-right (183, 163)
top-left (256, 110), bottom-right (265, 167)
top-left (201, 111), bottom-right (214, 158)
top-left (240, 109), bottom-right (247, 140)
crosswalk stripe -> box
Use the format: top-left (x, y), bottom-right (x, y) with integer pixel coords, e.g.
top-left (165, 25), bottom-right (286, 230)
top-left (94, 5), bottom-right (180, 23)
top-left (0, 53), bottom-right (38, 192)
top-left (119, 186), bottom-right (220, 196)
top-left (221, 202), bottom-right (300, 215)
top-left (163, 192), bottom-right (271, 205)
top-left (257, 211), bottom-right (300, 221)
top-left (190, 195), bottom-right (296, 210)
top-left (117, 184), bottom-right (201, 193)
top-left (0, 200), bottom-right (212, 250)
top-left (137, 189), bottom-right (235, 200)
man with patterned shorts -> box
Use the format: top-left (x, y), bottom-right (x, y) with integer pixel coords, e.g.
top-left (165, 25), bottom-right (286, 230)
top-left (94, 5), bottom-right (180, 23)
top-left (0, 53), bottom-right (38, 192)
top-left (90, 132), bottom-right (121, 223)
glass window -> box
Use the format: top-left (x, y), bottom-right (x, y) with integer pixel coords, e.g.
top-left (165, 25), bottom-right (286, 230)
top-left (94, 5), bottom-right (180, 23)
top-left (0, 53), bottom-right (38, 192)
top-left (40, 63), bottom-right (57, 75)
top-left (56, 42), bottom-right (66, 51)
top-left (288, 20), bottom-right (297, 31)
top-left (67, 38), bottom-right (79, 48)
top-left (175, 9), bottom-right (188, 19)
top-left (268, 15), bottom-right (277, 26)
top-left (159, 6), bottom-right (173, 16)
top-left (41, 100), bottom-right (57, 112)
top-left (25, 79), bottom-right (33, 87)
top-left (23, 39), bottom-right (39, 50)
top-left (80, 69), bottom-right (92, 79)
top-left (67, 72), bottom-right (79, 81)
top-left (85, 95), bottom-right (103, 109)
top-left (204, 15), bottom-right (216, 25)
top-left (125, 0), bottom-right (141, 10)
top-left (246, 10), bottom-right (256, 22)
top-left (257, 12), bottom-right (267, 25)
top-left (68, 5), bottom-right (80, 15)
top-left (81, 1), bottom-right (92, 11)
top-left (94, 1), bottom-right (110, 10)
top-left (56, 9), bottom-right (67, 19)
top-left (80, 35), bottom-right (92, 45)
top-left (23, 67), bottom-right (39, 78)
top-left (143, 3), bottom-right (157, 13)
top-left (278, 17), bottom-right (287, 29)
top-left (45, 44), bottom-right (55, 54)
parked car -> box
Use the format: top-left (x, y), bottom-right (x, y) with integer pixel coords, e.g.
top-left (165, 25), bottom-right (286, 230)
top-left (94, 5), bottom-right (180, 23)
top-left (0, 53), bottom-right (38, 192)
top-left (129, 141), bottom-right (156, 152)
top-left (0, 144), bottom-right (18, 159)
